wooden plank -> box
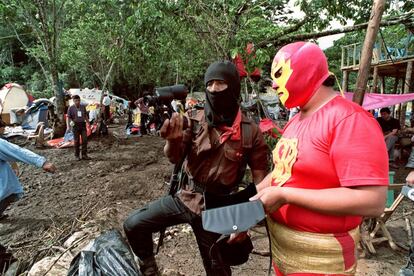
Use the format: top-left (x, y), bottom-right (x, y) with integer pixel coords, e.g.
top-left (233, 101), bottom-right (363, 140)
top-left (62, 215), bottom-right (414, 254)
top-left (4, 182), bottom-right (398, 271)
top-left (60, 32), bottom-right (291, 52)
top-left (353, 44), bottom-right (357, 66)
top-left (388, 184), bottom-right (405, 192)
top-left (341, 47), bottom-right (345, 68)
top-left (347, 46), bottom-right (350, 67)
top-left (375, 57), bottom-right (414, 68)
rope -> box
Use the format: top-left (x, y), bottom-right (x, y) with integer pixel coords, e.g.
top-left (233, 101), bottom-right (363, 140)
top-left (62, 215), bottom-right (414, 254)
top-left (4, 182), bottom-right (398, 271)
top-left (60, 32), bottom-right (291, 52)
top-left (330, 71), bottom-right (345, 98)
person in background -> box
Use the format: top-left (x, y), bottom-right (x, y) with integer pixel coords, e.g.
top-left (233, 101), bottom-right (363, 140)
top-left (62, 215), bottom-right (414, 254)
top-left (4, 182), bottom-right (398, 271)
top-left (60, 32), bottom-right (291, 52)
top-left (126, 101), bottom-right (136, 130)
top-left (135, 95), bottom-right (150, 135)
top-left (102, 93), bottom-right (111, 123)
top-left (0, 119), bottom-right (56, 219)
top-left (376, 107), bottom-right (401, 168)
top-left (67, 95), bottom-right (90, 160)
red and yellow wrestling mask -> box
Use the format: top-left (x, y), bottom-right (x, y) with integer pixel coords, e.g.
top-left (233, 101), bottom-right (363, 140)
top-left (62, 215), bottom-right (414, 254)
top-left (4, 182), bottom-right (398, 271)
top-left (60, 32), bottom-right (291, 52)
top-left (271, 42), bottom-right (330, 108)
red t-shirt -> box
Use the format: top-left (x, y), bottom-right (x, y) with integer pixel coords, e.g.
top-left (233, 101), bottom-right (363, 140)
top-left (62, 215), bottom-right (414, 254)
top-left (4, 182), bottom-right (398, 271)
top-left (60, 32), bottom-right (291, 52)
top-left (270, 96), bottom-right (389, 233)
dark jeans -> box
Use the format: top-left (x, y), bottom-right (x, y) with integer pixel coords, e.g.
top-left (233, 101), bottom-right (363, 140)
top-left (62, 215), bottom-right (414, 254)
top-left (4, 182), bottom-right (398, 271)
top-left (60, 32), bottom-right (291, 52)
top-left (140, 113), bottom-right (149, 135)
top-left (123, 195), bottom-right (231, 276)
top-left (104, 105), bottom-right (111, 122)
top-left (0, 194), bottom-right (19, 216)
top-left (73, 122), bottom-right (87, 157)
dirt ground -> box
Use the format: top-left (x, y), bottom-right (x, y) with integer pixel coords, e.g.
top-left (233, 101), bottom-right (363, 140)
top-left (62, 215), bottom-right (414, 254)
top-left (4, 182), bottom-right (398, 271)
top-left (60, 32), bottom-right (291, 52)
top-left (1, 123), bottom-right (414, 275)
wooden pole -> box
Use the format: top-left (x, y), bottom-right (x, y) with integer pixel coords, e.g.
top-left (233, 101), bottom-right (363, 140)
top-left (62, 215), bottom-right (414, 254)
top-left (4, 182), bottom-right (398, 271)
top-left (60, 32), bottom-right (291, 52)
top-left (393, 77), bottom-right (400, 94)
top-left (372, 66), bottom-right (379, 93)
top-left (352, 0), bottom-right (386, 105)
top-left (405, 61), bottom-right (413, 94)
top-left (353, 44), bottom-right (357, 66)
top-left (380, 76), bottom-right (386, 94)
top-left (342, 70), bottom-right (349, 92)
top-left (400, 61), bottom-right (413, 127)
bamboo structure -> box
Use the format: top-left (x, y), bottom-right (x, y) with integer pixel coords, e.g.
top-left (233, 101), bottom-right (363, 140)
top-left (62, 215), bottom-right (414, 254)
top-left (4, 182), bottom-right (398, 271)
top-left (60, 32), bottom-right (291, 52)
top-left (341, 30), bottom-right (414, 122)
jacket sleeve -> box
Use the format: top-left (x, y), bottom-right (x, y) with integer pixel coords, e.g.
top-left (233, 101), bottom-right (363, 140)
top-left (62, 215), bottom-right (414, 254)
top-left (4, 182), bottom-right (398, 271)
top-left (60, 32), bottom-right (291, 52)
top-left (0, 139), bottom-right (46, 168)
top-left (247, 125), bottom-right (270, 171)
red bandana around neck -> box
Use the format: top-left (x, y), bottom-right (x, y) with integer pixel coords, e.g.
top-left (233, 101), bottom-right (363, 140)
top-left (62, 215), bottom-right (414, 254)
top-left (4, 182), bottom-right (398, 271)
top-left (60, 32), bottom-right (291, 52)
top-left (218, 109), bottom-right (242, 144)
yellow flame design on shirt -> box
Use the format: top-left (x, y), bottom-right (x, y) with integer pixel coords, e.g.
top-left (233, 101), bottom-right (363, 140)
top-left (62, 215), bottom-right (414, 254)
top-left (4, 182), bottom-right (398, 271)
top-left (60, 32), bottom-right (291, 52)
top-left (271, 137), bottom-right (298, 186)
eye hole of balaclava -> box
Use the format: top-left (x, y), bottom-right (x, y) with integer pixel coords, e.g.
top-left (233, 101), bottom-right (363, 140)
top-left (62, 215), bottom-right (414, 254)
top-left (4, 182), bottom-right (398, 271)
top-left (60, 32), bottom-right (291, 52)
top-left (203, 61), bottom-right (241, 127)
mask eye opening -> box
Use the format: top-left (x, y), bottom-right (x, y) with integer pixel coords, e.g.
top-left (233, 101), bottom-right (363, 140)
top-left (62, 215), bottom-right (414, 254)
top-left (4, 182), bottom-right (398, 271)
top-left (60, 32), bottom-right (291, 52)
top-left (274, 68), bottom-right (282, 79)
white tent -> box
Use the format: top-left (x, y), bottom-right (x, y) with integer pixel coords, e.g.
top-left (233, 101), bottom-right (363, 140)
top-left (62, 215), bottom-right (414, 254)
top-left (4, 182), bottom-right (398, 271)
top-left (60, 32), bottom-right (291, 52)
top-left (0, 83), bottom-right (30, 124)
top-left (68, 88), bottom-right (103, 105)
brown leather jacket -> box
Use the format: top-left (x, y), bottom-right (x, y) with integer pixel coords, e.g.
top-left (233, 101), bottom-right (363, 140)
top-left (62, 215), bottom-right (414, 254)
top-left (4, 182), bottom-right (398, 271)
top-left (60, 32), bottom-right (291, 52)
top-left (177, 110), bottom-right (269, 214)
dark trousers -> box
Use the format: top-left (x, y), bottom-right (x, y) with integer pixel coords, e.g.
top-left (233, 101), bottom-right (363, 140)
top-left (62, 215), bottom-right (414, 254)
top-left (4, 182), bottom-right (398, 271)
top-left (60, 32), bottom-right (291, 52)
top-left (123, 195), bottom-right (231, 276)
top-left (73, 122), bottom-right (87, 157)
top-left (0, 194), bottom-right (19, 216)
top-left (140, 113), bottom-right (149, 135)
top-left (104, 105), bottom-right (111, 122)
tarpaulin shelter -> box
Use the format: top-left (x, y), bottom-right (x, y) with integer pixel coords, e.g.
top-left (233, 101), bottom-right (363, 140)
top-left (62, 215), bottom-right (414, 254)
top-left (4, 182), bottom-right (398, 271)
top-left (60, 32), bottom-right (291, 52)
top-left (0, 83), bottom-right (30, 124)
top-left (342, 91), bottom-right (414, 110)
top-left (68, 88), bottom-right (103, 105)
top-left (22, 99), bottom-right (52, 129)
top-left (68, 88), bottom-right (128, 114)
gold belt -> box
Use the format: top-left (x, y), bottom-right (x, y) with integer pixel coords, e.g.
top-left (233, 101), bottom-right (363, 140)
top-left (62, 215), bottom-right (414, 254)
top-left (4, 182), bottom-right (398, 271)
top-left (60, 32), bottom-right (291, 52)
top-left (267, 218), bottom-right (359, 275)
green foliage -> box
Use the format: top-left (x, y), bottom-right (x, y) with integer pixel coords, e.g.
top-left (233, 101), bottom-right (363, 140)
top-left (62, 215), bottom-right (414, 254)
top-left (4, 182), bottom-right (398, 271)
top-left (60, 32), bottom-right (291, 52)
top-left (264, 128), bottom-right (281, 150)
top-left (0, 0), bottom-right (412, 100)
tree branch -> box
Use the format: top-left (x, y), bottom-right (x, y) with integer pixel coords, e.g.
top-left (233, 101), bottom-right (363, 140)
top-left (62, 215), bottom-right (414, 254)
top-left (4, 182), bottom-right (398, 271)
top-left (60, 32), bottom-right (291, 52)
top-left (272, 15), bottom-right (311, 38)
top-left (7, 21), bottom-right (50, 83)
top-left (257, 11), bottom-right (414, 48)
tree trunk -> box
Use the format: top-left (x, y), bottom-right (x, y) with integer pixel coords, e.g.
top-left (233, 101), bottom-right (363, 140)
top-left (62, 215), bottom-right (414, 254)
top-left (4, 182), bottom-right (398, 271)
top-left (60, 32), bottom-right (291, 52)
top-left (400, 61), bottom-right (413, 127)
top-left (372, 67), bottom-right (379, 93)
top-left (393, 77), bottom-right (400, 94)
top-left (51, 62), bottom-right (66, 137)
top-left (353, 0), bottom-right (386, 105)
top-left (381, 76), bottom-right (386, 94)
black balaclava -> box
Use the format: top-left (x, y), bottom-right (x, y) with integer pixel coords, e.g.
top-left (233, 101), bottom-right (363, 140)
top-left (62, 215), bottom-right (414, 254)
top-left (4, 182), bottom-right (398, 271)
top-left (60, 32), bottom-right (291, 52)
top-left (204, 61), bottom-right (241, 127)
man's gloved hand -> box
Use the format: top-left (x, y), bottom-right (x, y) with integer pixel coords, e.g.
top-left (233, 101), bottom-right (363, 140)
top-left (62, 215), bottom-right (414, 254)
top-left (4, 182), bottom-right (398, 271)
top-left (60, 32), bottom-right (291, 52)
top-left (407, 171), bottom-right (414, 186)
top-left (227, 231), bottom-right (248, 244)
top-left (160, 113), bottom-right (190, 141)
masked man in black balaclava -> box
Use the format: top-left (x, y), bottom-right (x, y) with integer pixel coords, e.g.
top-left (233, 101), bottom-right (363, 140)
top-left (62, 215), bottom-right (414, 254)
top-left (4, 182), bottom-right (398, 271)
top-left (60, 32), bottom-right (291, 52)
top-left (124, 61), bottom-right (269, 276)
top-left (204, 61), bottom-right (241, 128)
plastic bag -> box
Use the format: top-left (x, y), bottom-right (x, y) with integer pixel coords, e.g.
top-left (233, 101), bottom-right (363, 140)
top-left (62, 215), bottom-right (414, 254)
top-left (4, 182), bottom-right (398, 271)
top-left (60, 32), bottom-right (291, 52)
top-left (0, 243), bottom-right (16, 274)
top-left (67, 230), bottom-right (140, 276)
top-left (399, 240), bottom-right (414, 276)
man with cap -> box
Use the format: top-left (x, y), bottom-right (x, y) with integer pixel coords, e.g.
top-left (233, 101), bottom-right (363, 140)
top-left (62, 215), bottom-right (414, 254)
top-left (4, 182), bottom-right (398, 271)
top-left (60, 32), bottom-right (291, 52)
top-left (250, 42), bottom-right (389, 275)
top-left (124, 61), bottom-right (269, 276)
